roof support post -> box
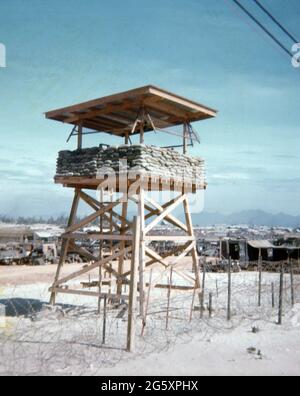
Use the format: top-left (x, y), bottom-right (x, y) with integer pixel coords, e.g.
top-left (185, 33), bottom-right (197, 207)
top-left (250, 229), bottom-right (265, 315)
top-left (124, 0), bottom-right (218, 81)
top-left (183, 122), bottom-right (188, 154)
top-left (77, 123), bottom-right (83, 150)
top-left (140, 107), bottom-right (145, 144)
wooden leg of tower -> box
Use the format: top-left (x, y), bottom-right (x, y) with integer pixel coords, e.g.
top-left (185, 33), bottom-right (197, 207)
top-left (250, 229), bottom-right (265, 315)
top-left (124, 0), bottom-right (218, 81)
top-left (138, 187), bottom-right (146, 317)
top-left (117, 201), bottom-right (128, 296)
top-left (183, 196), bottom-right (202, 302)
top-left (98, 196), bottom-right (104, 315)
top-left (127, 216), bottom-right (140, 352)
top-left (50, 189), bottom-right (80, 305)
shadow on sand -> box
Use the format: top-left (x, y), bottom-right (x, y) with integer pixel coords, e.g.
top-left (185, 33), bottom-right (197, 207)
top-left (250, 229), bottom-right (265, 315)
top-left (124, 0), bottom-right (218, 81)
top-left (0, 298), bottom-right (78, 317)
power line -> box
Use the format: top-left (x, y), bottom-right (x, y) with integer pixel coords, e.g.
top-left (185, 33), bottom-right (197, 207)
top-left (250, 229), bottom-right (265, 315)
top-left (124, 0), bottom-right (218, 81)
top-left (223, 0), bottom-right (288, 61)
top-left (253, 0), bottom-right (299, 44)
top-left (231, 0), bottom-right (294, 59)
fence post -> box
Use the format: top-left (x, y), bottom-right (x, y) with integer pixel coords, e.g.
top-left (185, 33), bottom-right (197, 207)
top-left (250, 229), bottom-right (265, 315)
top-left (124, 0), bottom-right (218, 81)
top-left (166, 267), bottom-right (173, 330)
top-left (258, 249), bottom-right (262, 307)
top-left (271, 282), bottom-right (275, 309)
top-left (102, 295), bottom-right (107, 344)
top-left (209, 293), bottom-right (213, 318)
top-left (189, 284), bottom-right (197, 322)
top-left (290, 259), bottom-right (295, 307)
top-left (127, 216), bottom-right (140, 352)
top-left (278, 264), bottom-right (284, 325)
top-left (200, 257), bottom-right (206, 319)
top-left (227, 257), bottom-right (232, 321)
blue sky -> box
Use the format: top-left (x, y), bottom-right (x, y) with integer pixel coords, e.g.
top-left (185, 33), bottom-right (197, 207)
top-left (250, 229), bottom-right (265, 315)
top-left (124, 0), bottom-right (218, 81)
top-left (0, 0), bottom-right (299, 217)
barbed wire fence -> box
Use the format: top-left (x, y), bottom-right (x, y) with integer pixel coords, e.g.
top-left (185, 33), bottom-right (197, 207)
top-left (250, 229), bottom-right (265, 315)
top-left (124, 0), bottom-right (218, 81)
top-left (0, 263), bottom-right (299, 376)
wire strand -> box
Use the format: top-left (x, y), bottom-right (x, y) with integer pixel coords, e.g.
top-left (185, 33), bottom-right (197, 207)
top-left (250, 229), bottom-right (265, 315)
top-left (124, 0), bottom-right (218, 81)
top-left (253, 0), bottom-right (299, 44)
top-left (231, 0), bottom-right (294, 59)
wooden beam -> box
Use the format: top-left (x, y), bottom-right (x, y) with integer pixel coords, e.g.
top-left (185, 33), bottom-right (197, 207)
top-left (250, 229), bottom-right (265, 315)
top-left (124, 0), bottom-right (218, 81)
top-left (63, 198), bottom-right (123, 235)
top-left (183, 123), bottom-right (188, 155)
top-left (50, 189), bottom-right (80, 305)
top-left (129, 196), bottom-right (188, 232)
top-left (79, 190), bottom-right (121, 231)
top-left (145, 283), bottom-right (195, 291)
top-left (145, 98), bottom-right (189, 119)
top-left (77, 123), bottom-right (83, 149)
top-left (69, 242), bottom-right (123, 280)
top-left (65, 101), bottom-right (137, 124)
top-left (49, 287), bottom-right (130, 300)
top-left (117, 201), bottom-right (128, 296)
top-left (138, 187), bottom-right (146, 317)
top-left (122, 242), bottom-right (195, 278)
top-left (53, 246), bottom-right (132, 287)
top-left (144, 236), bottom-right (195, 241)
top-left (64, 233), bottom-right (133, 241)
top-left (80, 190), bottom-right (133, 228)
top-left (144, 194), bottom-right (186, 234)
top-left (144, 196), bottom-right (188, 232)
top-left (144, 241), bottom-right (196, 301)
top-left (148, 86), bottom-right (217, 117)
top-left (183, 196), bottom-right (202, 301)
top-left (127, 216), bottom-right (140, 352)
top-left (145, 245), bottom-right (196, 285)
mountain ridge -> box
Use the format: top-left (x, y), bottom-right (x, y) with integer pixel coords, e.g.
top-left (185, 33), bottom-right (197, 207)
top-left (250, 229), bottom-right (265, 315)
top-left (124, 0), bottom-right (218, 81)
top-left (190, 210), bottom-right (300, 227)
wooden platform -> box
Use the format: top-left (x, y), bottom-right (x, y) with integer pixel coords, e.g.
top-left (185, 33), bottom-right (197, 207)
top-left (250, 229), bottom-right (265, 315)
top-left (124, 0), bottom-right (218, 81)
top-left (54, 174), bottom-right (207, 193)
top-left (45, 85), bottom-right (217, 136)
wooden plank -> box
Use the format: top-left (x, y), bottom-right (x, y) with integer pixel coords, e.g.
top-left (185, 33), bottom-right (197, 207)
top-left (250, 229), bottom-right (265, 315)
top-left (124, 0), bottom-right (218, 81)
top-left (138, 187), bottom-right (146, 317)
top-left (144, 194), bottom-right (186, 234)
top-left (69, 243), bottom-right (122, 280)
top-left (117, 201), bottom-right (128, 296)
top-left (183, 123), bottom-right (188, 154)
top-left (77, 123), bottom-right (83, 149)
top-left (64, 101), bottom-right (137, 124)
top-left (50, 189), bottom-right (80, 305)
top-left (64, 233), bottom-right (133, 241)
top-left (79, 190), bottom-right (122, 231)
top-left (55, 176), bottom-right (205, 193)
top-left (53, 246), bottom-right (132, 286)
top-left (46, 85), bottom-right (217, 122)
top-left (144, 236), bottom-right (195, 241)
top-left (122, 242), bottom-right (195, 278)
top-left (49, 287), bottom-right (130, 300)
top-left (145, 245), bottom-right (196, 285)
top-left (146, 283), bottom-right (195, 291)
top-left (127, 216), bottom-right (140, 352)
top-left (144, 196), bottom-right (188, 232)
top-left (63, 200), bottom-right (121, 235)
top-left (183, 197), bottom-right (202, 304)
top-left (142, 269), bottom-right (153, 336)
top-left (145, 98), bottom-right (189, 119)
top-left (80, 190), bottom-right (132, 228)
top-left (144, 241), bottom-right (196, 298)
top-left (148, 86), bottom-right (217, 117)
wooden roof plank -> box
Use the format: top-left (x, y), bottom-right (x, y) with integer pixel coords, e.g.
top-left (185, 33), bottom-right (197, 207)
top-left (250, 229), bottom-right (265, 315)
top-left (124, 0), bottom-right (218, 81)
top-left (45, 85), bottom-right (217, 136)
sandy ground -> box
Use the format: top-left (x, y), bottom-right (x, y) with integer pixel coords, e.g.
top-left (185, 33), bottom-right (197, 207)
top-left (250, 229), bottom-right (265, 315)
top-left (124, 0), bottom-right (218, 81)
top-left (0, 263), bottom-right (103, 286)
top-left (0, 265), bottom-right (300, 376)
top-left (100, 315), bottom-right (300, 376)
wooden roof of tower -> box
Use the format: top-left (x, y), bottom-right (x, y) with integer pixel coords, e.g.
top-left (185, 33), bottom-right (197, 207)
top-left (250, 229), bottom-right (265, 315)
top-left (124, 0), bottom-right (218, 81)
top-left (45, 85), bottom-right (217, 136)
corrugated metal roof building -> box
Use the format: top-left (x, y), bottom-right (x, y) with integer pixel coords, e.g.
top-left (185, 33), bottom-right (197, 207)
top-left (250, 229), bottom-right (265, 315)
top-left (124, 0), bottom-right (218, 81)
top-left (0, 227), bottom-right (36, 244)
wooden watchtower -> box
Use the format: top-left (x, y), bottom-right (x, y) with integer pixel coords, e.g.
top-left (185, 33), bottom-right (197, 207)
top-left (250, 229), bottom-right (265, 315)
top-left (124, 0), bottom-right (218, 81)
top-left (45, 85), bottom-right (217, 351)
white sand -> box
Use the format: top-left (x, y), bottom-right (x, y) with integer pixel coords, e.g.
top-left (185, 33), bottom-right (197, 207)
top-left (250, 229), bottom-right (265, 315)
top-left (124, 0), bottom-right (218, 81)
top-left (0, 268), bottom-right (299, 376)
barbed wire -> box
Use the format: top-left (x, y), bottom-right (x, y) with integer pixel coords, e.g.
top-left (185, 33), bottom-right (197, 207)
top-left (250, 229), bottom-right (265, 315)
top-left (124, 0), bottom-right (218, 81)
top-left (0, 269), bottom-right (299, 375)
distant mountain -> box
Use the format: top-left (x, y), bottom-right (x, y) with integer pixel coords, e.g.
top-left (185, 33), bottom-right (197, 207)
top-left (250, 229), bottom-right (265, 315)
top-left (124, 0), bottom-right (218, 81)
top-left (190, 210), bottom-right (300, 228)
